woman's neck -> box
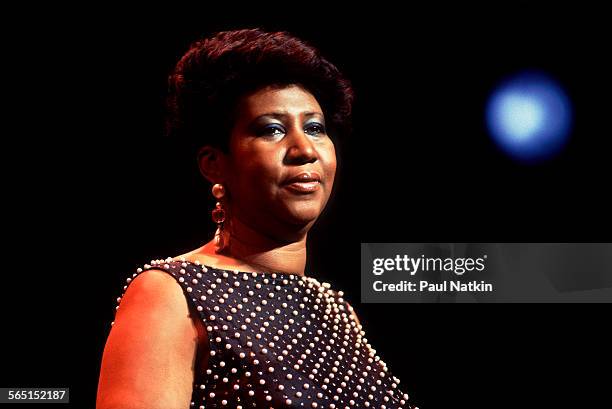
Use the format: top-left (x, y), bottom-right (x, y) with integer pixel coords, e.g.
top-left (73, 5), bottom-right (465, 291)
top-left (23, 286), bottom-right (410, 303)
top-left (179, 217), bottom-right (308, 276)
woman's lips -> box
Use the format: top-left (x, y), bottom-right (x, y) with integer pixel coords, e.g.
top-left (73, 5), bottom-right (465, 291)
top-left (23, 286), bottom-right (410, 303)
top-left (284, 180), bottom-right (321, 193)
top-left (282, 171), bottom-right (322, 194)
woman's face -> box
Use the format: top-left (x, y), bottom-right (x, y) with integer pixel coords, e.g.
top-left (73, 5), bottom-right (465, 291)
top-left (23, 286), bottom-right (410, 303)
top-left (224, 84), bottom-right (337, 240)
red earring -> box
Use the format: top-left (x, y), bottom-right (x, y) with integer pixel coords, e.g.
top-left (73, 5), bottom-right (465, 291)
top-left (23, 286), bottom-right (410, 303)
top-left (211, 183), bottom-right (228, 253)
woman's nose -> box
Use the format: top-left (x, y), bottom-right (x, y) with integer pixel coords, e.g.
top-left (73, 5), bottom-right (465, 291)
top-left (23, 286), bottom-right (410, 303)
top-left (285, 129), bottom-right (317, 164)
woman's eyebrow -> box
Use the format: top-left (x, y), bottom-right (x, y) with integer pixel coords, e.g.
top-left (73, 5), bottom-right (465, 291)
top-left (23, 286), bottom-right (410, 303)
top-left (252, 111), bottom-right (324, 121)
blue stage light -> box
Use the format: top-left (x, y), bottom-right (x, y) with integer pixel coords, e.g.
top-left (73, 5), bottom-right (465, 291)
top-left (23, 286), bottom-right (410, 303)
top-left (486, 71), bottom-right (572, 163)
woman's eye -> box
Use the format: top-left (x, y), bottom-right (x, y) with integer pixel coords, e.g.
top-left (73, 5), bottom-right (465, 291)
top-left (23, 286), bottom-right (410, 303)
top-left (304, 123), bottom-right (326, 136)
top-left (258, 124), bottom-right (286, 137)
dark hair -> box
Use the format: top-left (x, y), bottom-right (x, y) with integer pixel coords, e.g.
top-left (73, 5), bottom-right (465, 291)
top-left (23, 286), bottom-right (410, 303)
top-left (166, 28), bottom-right (354, 153)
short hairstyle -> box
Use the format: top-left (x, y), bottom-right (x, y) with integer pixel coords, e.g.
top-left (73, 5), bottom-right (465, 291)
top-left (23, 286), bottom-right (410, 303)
top-left (166, 28), bottom-right (354, 154)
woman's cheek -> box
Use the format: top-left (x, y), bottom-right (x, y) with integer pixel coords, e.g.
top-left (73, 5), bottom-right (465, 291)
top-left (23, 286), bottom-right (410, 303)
top-left (324, 148), bottom-right (337, 183)
top-left (247, 163), bottom-right (279, 198)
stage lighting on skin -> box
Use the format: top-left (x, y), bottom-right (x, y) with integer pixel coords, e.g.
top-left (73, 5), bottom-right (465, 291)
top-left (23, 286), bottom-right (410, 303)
top-left (486, 71), bottom-right (573, 163)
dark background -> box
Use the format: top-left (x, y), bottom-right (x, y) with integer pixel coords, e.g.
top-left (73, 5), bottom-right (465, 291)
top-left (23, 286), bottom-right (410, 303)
top-left (2, 2), bottom-right (611, 408)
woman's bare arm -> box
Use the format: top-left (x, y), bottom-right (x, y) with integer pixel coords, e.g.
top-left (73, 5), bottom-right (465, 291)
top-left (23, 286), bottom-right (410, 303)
top-left (96, 269), bottom-right (202, 409)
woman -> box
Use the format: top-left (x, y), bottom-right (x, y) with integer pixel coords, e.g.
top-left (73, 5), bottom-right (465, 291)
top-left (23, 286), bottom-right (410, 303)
top-left (97, 29), bottom-right (416, 409)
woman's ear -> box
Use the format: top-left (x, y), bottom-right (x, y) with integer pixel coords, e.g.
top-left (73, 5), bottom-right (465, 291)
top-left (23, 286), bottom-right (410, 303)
top-left (197, 146), bottom-right (228, 184)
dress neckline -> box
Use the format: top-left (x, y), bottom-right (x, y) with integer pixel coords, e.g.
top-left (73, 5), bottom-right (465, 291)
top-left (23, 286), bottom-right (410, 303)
top-left (156, 258), bottom-right (306, 279)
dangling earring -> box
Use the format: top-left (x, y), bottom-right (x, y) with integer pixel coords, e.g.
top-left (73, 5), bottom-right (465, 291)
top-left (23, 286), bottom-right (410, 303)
top-left (211, 183), bottom-right (228, 253)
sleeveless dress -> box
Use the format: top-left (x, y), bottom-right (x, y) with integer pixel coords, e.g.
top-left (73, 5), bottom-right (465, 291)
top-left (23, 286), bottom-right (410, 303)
top-left (113, 257), bottom-right (417, 409)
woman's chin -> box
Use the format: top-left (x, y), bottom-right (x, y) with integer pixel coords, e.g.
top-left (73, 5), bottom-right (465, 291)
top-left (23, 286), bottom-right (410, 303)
top-left (280, 203), bottom-right (323, 227)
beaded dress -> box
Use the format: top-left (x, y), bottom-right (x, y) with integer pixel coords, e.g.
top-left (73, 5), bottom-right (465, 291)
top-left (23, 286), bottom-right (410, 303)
top-left (113, 257), bottom-right (416, 409)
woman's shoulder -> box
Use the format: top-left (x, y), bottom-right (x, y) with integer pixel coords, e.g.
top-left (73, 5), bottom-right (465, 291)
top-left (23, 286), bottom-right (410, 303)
top-left (99, 262), bottom-right (205, 409)
top-left (116, 262), bottom-right (197, 320)
top-left (113, 257), bottom-right (213, 332)
top-left (113, 257), bottom-right (211, 356)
